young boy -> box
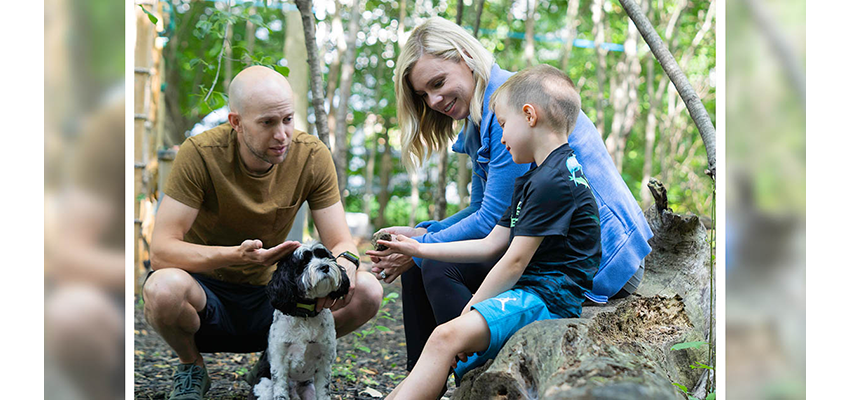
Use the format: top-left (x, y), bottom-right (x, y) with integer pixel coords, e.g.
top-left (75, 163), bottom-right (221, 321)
top-left (370, 64), bottom-right (601, 400)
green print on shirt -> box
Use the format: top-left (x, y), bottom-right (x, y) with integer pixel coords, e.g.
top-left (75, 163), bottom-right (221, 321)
top-left (566, 155), bottom-right (590, 189)
top-left (511, 201), bottom-right (522, 227)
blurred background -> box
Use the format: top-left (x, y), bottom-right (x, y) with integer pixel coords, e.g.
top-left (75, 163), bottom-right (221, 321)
top-left (725, 0), bottom-right (805, 398)
top-left (42, 0), bottom-right (805, 398)
top-left (44, 0), bottom-right (125, 399)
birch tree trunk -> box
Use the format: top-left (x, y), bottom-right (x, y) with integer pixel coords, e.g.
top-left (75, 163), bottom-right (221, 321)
top-left (244, 6), bottom-right (256, 64)
top-left (641, 56), bottom-right (658, 206)
top-left (591, 0), bottom-right (607, 137)
top-left (285, 9), bottom-right (309, 134)
top-left (524, 0), bottom-right (537, 68)
top-left (326, 1), bottom-right (343, 148)
top-left (605, 11), bottom-right (640, 171)
top-left (376, 130), bottom-right (392, 229)
top-left (618, 0), bottom-right (717, 178)
top-left (294, 0), bottom-right (331, 147)
top-left (334, 0), bottom-right (362, 197)
top-left (559, 0), bottom-right (581, 71)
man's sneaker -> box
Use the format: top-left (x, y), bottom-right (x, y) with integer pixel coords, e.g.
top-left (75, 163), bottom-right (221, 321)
top-left (169, 363), bottom-right (211, 400)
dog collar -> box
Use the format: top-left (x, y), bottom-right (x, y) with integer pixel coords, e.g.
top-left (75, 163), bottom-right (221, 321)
top-left (283, 298), bottom-right (321, 318)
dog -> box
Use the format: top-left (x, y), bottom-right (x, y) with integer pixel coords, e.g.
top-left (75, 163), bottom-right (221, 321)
top-left (253, 241), bottom-right (350, 400)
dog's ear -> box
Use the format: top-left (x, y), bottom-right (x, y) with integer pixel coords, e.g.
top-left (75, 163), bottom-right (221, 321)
top-left (267, 255), bottom-right (299, 311)
top-left (328, 264), bottom-right (350, 300)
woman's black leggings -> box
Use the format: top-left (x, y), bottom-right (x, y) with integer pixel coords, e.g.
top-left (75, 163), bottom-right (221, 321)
top-left (400, 258), bottom-right (493, 371)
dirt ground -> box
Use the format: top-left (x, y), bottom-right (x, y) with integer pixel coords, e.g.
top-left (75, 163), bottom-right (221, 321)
top-left (133, 266), bottom-right (457, 399)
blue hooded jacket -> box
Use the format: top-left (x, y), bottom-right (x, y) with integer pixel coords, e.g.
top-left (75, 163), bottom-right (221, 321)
top-left (412, 63), bottom-right (653, 303)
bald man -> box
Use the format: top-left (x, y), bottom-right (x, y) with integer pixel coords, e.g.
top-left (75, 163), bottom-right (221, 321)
top-left (143, 66), bottom-right (382, 400)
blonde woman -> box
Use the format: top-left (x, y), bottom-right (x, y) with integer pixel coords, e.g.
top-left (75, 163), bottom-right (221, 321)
top-left (368, 17), bottom-right (653, 380)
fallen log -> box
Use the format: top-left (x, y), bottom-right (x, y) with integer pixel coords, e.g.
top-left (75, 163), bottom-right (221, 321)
top-left (453, 178), bottom-right (713, 399)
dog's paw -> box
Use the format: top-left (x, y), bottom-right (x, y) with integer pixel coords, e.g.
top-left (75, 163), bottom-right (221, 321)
top-left (253, 377), bottom-right (273, 400)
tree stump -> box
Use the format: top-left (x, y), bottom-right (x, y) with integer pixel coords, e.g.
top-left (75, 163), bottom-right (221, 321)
top-left (453, 178), bottom-right (712, 399)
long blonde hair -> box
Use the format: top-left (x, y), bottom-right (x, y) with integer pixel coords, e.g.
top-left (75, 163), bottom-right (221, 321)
top-left (394, 17), bottom-right (494, 170)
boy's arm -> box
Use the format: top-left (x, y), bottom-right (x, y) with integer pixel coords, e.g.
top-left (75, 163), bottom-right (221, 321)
top-left (462, 235), bottom-right (544, 314)
top-left (367, 225), bottom-right (511, 264)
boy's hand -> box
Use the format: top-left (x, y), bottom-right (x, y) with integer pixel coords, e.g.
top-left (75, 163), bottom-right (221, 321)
top-left (365, 234), bottom-right (420, 258)
top-left (379, 226), bottom-right (427, 238)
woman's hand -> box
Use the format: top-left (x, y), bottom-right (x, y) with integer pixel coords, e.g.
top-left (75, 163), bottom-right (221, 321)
top-left (366, 235), bottom-right (420, 284)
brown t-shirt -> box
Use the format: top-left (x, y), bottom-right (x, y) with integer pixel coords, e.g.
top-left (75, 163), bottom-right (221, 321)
top-left (164, 123), bottom-right (340, 285)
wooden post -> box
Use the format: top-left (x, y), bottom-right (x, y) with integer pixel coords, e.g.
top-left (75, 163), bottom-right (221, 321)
top-left (134, 1), bottom-right (158, 294)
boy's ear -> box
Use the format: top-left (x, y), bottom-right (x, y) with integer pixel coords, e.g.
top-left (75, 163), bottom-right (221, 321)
top-left (522, 104), bottom-right (538, 127)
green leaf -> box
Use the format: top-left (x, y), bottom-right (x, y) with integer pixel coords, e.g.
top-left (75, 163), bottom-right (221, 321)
top-left (705, 393), bottom-right (715, 400)
top-left (273, 65), bottom-right (290, 77)
top-left (375, 325), bottom-right (391, 332)
top-left (671, 382), bottom-right (688, 393)
top-left (671, 341), bottom-right (708, 351)
top-left (139, 5), bottom-right (158, 25)
top-left (689, 361), bottom-right (714, 370)
top-left (248, 14), bottom-right (264, 26)
top-left (356, 346), bottom-right (371, 353)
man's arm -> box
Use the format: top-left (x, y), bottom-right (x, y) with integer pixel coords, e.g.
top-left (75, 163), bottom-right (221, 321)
top-left (150, 195), bottom-right (299, 272)
top-left (311, 201), bottom-right (362, 308)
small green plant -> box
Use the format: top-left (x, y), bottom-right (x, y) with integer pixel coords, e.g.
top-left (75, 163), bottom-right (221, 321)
top-left (670, 341), bottom-right (715, 400)
top-left (348, 292), bottom-right (399, 354)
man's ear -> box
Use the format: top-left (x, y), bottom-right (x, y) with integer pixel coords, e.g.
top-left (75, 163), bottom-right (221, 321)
top-left (522, 104), bottom-right (538, 127)
top-left (227, 112), bottom-right (242, 132)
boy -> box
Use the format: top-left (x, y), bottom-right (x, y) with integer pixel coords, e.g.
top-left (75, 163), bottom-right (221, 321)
top-left (369, 64), bottom-right (601, 400)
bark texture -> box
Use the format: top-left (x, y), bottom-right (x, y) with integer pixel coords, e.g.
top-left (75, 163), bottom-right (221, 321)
top-left (294, 0), bottom-right (331, 147)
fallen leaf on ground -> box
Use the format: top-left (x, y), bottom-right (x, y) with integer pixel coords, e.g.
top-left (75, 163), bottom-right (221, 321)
top-left (360, 387), bottom-right (382, 398)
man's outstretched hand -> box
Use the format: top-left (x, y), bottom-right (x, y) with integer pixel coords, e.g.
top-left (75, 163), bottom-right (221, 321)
top-left (237, 239), bottom-right (300, 266)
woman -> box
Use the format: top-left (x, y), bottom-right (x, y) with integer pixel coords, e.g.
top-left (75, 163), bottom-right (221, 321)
top-left (369, 17), bottom-right (653, 372)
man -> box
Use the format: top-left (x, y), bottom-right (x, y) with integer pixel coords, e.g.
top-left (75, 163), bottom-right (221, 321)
top-left (143, 66), bottom-right (382, 400)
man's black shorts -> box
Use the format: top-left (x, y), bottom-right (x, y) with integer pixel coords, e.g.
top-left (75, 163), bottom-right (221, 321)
top-left (143, 270), bottom-right (273, 353)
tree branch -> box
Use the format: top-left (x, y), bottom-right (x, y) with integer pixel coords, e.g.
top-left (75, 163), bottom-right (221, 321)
top-left (618, 0), bottom-right (716, 179)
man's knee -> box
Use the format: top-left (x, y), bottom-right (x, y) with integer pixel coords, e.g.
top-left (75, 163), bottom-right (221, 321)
top-left (142, 268), bottom-right (200, 318)
top-left (354, 272), bottom-right (383, 319)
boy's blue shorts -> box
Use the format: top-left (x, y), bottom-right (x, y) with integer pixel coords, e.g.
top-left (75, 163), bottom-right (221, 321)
top-left (454, 289), bottom-right (561, 379)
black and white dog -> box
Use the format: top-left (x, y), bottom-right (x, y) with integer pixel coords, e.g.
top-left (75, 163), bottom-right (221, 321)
top-left (253, 241), bottom-right (350, 400)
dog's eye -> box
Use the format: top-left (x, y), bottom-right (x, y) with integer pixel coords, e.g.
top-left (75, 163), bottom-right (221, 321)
top-left (314, 248), bottom-right (331, 259)
top-left (302, 250), bottom-right (313, 259)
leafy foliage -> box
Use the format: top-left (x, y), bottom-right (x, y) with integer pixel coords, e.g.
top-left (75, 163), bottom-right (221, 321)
top-left (158, 0), bottom-right (715, 230)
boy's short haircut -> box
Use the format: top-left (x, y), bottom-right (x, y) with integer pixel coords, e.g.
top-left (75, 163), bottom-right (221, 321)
top-left (490, 64), bottom-right (582, 136)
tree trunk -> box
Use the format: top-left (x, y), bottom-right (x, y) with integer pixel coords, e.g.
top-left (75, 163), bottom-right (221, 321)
top-left (409, 168), bottom-right (420, 227)
top-left (591, 0), bottom-right (607, 137)
top-left (294, 0), bottom-right (331, 148)
top-left (434, 148), bottom-right (449, 220)
top-left (472, 0), bottom-right (485, 37)
top-left (244, 6), bottom-right (256, 64)
top-left (454, 179), bottom-right (714, 399)
top-left (224, 21), bottom-right (232, 94)
top-left (524, 0), bottom-right (537, 68)
top-left (455, 0), bottom-right (464, 24)
top-left (640, 56), bottom-right (658, 207)
top-left (326, 1), bottom-right (343, 147)
top-left (559, 0), bottom-right (581, 71)
top-left (163, 1), bottom-right (203, 147)
top-left (333, 0), bottom-right (362, 197)
top-left (364, 128), bottom-right (377, 217)
top-left (376, 130), bottom-right (392, 229)
top-left (618, 0), bottom-right (716, 179)
top-left (284, 9), bottom-right (309, 133)
top-left (605, 10), bottom-right (640, 172)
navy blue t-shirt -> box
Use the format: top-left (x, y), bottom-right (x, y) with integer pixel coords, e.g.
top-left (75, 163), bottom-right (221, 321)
top-left (497, 143), bottom-right (601, 318)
